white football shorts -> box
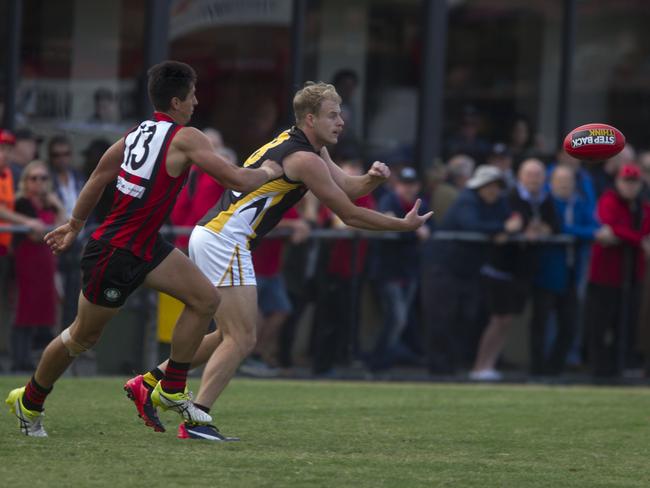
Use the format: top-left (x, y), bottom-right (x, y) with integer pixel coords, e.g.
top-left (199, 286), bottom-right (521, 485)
top-left (188, 225), bottom-right (257, 287)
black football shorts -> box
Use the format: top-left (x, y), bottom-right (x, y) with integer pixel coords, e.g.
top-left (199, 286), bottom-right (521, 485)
top-left (80, 236), bottom-right (174, 308)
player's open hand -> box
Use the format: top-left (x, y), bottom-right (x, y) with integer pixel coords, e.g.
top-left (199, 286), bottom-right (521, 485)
top-left (44, 222), bottom-right (80, 255)
top-left (402, 199), bottom-right (433, 231)
top-left (260, 159), bottom-right (283, 180)
top-left (367, 161), bottom-right (390, 181)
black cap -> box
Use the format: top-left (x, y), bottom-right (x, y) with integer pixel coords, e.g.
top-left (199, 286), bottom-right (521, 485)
top-left (397, 166), bottom-right (418, 183)
top-left (489, 142), bottom-right (511, 158)
top-left (14, 128), bottom-right (42, 143)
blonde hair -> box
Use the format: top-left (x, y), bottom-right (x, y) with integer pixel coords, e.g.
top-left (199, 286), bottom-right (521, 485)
top-left (17, 160), bottom-right (52, 199)
top-left (293, 81), bottom-right (342, 125)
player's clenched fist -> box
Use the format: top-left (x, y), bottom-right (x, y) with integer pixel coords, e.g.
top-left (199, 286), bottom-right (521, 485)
top-left (367, 161), bottom-right (390, 180)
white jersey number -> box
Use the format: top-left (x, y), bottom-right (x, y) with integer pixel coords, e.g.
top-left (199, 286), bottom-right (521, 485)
top-left (121, 121), bottom-right (171, 180)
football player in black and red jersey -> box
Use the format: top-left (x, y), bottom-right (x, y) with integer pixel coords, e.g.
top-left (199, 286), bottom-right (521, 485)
top-left (5, 61), bottom-right (282, 437)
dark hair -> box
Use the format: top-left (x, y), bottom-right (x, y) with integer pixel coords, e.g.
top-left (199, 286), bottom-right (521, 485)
top-left (147, 61), bottom-right (197, 111)
top-left (94, 87), bottom-right (114, 103)
top-left (332, 69), bottom-right (358, 87)
top-left (14, 128), bottom-right (37, 142)
top-left (48, 135), bottom-right (72, 154)
top-left (82, 138), bottom-right (111, 178)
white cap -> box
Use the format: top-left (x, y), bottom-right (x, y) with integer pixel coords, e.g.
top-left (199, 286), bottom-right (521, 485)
top-left (466, 165), bottom-right (505, 189)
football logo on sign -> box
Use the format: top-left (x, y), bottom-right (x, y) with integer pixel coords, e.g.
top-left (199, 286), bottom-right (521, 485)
top-left (104, 288), bottom-right (122, 303)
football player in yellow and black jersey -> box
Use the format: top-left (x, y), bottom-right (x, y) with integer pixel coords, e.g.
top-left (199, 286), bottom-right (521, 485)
top-left (129, 81), bottom-right (433, 441)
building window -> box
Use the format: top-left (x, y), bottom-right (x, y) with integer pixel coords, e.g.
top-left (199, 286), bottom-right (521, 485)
top-left (445, 0), bottom-right (562, 166)
top-left (169, 0), bottom-right (292, 160)
top-left (18, 0), bottom-right (146, 163)
top-left (570, 0), bottom-right (650, 149)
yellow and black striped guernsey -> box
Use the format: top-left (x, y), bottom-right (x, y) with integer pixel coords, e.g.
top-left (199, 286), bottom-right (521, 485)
top-left (198, 127), bottom-right (317, 250)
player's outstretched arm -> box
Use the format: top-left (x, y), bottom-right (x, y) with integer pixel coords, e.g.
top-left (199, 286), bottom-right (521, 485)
top-left (319, 147), bottom-right (389, 199)
top-left (285, 152), bottom-right (432, 231)
top-left (176, 127), bottom-right (282, 192)
top-left (45, 139), bottom-right (125, 254)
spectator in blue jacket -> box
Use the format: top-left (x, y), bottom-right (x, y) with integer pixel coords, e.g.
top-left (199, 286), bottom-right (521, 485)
top-left (547, 147), bottom-right (597, 215)
top-left (366, 166), bottom-right (431, 371)
top-left (530, 166), bottom-right (600, 375)
top-left (426, 165), bottom-right (522, 374)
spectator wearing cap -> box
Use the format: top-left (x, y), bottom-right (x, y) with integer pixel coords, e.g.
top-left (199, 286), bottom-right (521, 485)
top-left (9, 128), bottom-right (39, 189)
top-left (47, 135), bottom-right (85, 327)
top-left (365, 166), bottom-right (432, 371)
top-left (426, 165), bottom-right (521, 374)
top-left (486, 142), bottom-right (516, 189)
top-left (470, 158), bottom-right (560, 380)
top-left (530, 166), bottom-right (600, 376)
top-left (585, 163), bottom-right (650, 376)
top-left (587, 143), bottom-right (636, 199)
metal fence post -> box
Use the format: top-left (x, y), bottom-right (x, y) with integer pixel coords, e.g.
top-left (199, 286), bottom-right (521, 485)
top-left (3, 0), bottom-right (23, 130)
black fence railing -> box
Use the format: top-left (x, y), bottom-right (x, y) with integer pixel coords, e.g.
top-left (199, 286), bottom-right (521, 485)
top-left (0, 224), bottom-right (579, 243)
top-left (5, 224), bottom-right (637, 378)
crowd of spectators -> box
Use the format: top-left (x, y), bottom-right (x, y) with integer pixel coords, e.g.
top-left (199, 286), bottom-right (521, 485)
top-left (2, 104), bottom-right (650, 383)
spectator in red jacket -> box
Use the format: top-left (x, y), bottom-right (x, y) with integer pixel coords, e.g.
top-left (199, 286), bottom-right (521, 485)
top-left (585, 163), bottom-right (650, 376)
top-left (169, 130), bottom-right (230, 252)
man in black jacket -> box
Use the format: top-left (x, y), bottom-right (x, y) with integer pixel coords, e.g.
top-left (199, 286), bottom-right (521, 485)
top-left (427, 165), bottom-right (521, 374)
top-left (470, 158), bottom-right (560, 380)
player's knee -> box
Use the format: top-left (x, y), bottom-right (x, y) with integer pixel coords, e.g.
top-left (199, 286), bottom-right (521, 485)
top-left (187, 288), bottom-right (220, 317)
top-left (226, 327), bottom-right (256, 358)
top-left (203, 289), bottom-right (220, 316)
top-left (61, 326), bottom-right (97, 357)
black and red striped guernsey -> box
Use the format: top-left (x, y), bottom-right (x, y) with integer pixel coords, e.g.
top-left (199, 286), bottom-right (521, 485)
top-left (92, 112), bottom-right (187, 260)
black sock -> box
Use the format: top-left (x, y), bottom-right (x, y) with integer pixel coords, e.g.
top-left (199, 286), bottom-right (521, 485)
top-left (194, 403), bottom-right (210, 415)
top-left (142, 367), bottom-right (165, 390)
top-left (23, 376), bottom-right (53, 412)
top-left (151, 367), bottom-right (164, 381)
top-left (160, 360), bottom-right (190, 394)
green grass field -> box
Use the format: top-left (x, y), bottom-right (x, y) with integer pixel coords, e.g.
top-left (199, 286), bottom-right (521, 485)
top-left (1, 377), bottom-right (650, 487)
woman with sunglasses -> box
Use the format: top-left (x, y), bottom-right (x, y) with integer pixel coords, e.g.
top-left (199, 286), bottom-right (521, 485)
top-left (11, 161), bottom-right (65, 372)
